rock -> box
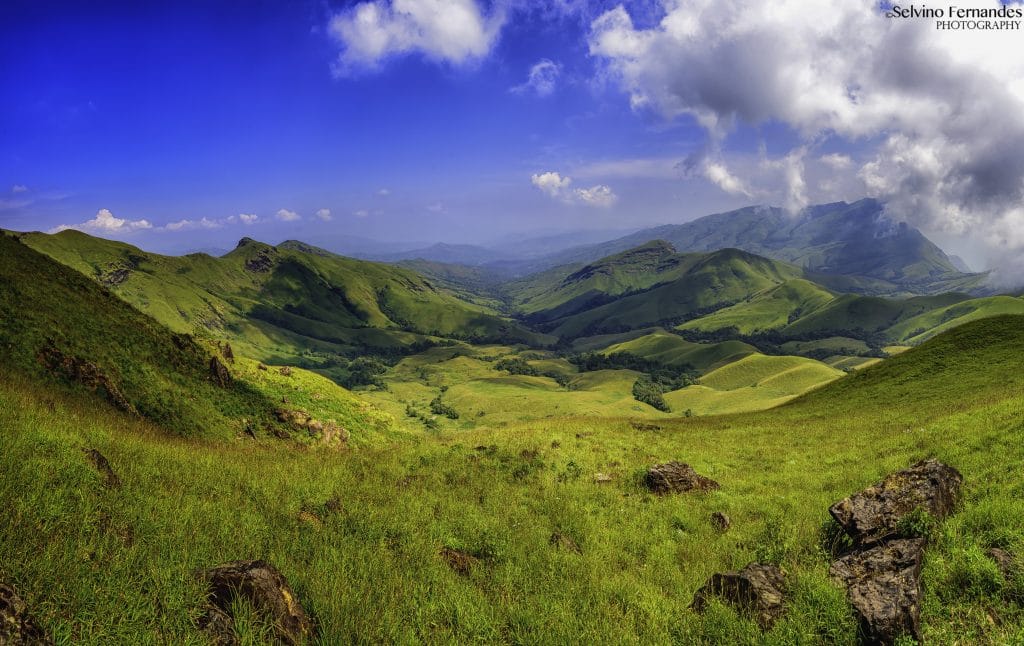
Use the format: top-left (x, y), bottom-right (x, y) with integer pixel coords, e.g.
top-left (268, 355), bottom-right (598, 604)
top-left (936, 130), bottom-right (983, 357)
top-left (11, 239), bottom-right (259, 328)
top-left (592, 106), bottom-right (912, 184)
top-left (593, 472), bottom-right (613, 484)
top-left (630, 421), bottom-right (662, 431)
top-left (220, 342), bottom-right (234, 363)
top-left (196, 605), bottom-right (237, 646)
top-left (644, 461), bottom-right (720, 494)
top-left (198, 560), bottom-right (314, 646)
top-left (278, 366), bottom-right (292, 377)
top-left (244, 250), bottom-right (275, 273)
top-left (549, 532), bottom-right (581, 554)
top-left (691, 562), bottom-right (787, 629)
top-left (829, 458), bottom-right (961, 547)
top-left (0, 583), bottom-right (51, 645)
top-left (829, 538), bottom-right (925, 645)
top-left (711, 512), bottom-right (731, 532)
top-left (209, 356), bottom-right (231, 388)
top-left (988, 547), bottom-right (1017, 578)
top-left (324, 495), bottom-right (343, 515)
top-left (83, 448), bottom-right (121, 489)
top-left (439, 547), bottom-right (479, 575)
top-left (257, 363), bottom-right (268, 371)
top-left (37, 342), bottom-right (136, 414)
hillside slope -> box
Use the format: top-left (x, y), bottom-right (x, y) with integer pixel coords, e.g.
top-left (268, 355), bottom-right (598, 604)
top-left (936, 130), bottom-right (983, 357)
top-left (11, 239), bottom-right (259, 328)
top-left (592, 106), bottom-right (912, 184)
top-left (17, 231), bottom-right (545, 364)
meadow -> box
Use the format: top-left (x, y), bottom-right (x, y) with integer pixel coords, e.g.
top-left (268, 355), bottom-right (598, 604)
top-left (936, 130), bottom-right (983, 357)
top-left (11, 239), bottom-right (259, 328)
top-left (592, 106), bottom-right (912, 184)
top-left (2, 316), bottom-right (1023, 644)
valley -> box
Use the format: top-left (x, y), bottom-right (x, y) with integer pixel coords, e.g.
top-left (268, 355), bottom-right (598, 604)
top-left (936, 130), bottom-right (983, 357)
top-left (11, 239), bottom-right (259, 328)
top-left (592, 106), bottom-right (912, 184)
top-left (2, 204), bottom-right (1023, 643)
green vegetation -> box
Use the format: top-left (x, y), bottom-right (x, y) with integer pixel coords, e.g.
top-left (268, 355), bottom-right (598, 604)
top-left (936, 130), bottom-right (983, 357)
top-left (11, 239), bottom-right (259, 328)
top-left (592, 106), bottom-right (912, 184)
top-left (3, 313), bottom-right (1024, 642)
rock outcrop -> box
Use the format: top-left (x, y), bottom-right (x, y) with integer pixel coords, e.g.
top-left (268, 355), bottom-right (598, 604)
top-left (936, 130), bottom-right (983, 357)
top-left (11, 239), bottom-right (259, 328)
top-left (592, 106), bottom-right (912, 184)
top-left (691, 562), bottom-right (787, 629)
top-left (440, 547), bottom-right (479, 575)
top-left (197, 560), bottom-right (314, 646)
top-left (37, 342), bottom-right (136, 414)
top-left (830, 538), bottom-right (926, 644)
top-left (711, 512), bottom-right (731, 532)
top-left (827, 459), bottom-right (962, 645)
top-left (0, 583), bottom-right (51, 645)
top-left (829, 458), bottom-right (961, 547)
top-left (209, 356), bottom-right (231, 388)
top-left (644, 461), bottom-right (720, 494)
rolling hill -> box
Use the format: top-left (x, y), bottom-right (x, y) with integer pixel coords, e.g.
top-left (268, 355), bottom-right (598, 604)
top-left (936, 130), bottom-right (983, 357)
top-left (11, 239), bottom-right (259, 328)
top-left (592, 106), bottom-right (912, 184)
top-left (15, 230), bottom-right (547, 369)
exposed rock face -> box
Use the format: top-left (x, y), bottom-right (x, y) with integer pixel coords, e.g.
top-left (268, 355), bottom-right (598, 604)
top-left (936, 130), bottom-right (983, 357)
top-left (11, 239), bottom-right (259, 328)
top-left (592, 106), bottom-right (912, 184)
top-left (829, 458), bottom-right (962, 546)
top-left (644, 461), bottom-right (720, 494)
top-left (37, 342), bottom-right (136, 414)
top-left (440, 547), bottom-right (479, 575)
top-left (83, 448), bottom-right (121, 489)
top-left (711, 512), bottom-right (731, 532)
top-left (691, 563), bottom-right (787, 629)
top-left (0, 583), bottom-right (51, 645)
top-left (244, 250), bottom-right (275, 273)
top-left (829, 538), bottom-right (926, 645)
top-left (209, 356), bottom-right (231, 388)
top-left (198, 560), bottom-right (314, 646)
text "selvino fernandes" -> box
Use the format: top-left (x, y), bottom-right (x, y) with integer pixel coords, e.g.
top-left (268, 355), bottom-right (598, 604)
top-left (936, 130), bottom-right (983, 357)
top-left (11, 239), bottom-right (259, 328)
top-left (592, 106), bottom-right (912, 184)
top-left (887, 5), bottom-right (1023, 29)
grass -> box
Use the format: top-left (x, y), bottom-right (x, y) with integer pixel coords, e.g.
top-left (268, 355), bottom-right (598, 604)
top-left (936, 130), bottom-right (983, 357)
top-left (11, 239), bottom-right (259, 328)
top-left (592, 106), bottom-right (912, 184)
top-left (3, 316), bottom-right (1024, 643)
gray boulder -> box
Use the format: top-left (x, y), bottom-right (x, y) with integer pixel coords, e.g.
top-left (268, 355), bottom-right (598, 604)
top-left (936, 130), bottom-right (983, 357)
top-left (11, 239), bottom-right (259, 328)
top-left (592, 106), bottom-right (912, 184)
top-left (829, 538), bottom-right (925, 645)
top-left (645, 461), bottom-right (720, 494)
top-left (829, 458), bottom-right (961, 546)
top-left (691, 562), bottom-right (786, 629)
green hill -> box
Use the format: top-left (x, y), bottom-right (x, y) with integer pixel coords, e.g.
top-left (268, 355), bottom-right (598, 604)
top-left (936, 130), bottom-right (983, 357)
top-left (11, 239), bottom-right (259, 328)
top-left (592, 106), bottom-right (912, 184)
top-left (0, 232), bottom-right (392, 441)
top-left (599, 329), bottom-right (757, 373)
top-left (17, 231), bottom-right (547, 368)
top-left (539, 248), bottom-right (804, 339)
top-left (677, 278), bottom-right (835, 334)
top-left (531, 199), bottom-right (989, 296)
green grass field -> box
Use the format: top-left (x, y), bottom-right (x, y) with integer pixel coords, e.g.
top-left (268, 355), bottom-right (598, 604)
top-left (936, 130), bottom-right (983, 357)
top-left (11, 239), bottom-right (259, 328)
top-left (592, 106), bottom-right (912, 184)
top-left (2, 316), bottom-right (1023, 643)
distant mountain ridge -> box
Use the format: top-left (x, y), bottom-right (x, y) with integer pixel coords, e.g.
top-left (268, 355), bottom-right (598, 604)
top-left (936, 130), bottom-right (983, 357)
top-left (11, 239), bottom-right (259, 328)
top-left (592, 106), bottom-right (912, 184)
top-left (517, 199), bottom-right (988, 296)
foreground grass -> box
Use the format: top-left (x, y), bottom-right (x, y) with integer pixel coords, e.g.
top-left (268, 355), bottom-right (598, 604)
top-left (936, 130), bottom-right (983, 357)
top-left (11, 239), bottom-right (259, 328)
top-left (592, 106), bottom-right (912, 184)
top-left (2, 318), bottom-right (1024, 643)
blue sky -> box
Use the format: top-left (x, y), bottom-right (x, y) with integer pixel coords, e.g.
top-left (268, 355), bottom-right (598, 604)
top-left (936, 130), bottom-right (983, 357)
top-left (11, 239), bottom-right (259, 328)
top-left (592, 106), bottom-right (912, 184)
top-left (2, 1), bottom-right (1023, 270)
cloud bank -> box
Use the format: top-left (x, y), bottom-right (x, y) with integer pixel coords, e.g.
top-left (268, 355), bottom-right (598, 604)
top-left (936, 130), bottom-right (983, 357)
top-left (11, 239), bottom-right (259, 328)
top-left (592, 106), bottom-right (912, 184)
top-left (51, 208), bottom-right (152, 234)
top-left (587, 0), bottom-right (1024, 266)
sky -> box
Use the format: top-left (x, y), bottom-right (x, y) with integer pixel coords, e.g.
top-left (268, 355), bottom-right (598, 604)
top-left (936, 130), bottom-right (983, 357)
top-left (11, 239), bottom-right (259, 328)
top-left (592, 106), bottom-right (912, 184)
top-left (2, 0), bottom-right (1024, 272)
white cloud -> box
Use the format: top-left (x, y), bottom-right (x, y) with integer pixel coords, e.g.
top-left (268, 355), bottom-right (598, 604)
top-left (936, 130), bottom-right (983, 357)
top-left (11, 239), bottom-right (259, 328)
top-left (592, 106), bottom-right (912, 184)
top-left (377, 188), bottom-right (390, 196)
top-left (353, 209), bottom-right (370, 218)
top-left (511, 59), bottom-right (561, 97)
top-left (573, 184), bottom-right (618, 207)
top-left (276, 208), bottom-right (300, 222)
top-left (316, 208), bottom-right (333, 221)
top-left (588, 0), bottom-right (1024, 267)
top-left (820, 153), bottom-right (852, 170)
top-left (50, 208), bottom-right (152, 234)
top-left (163, 217), bottom-right (223, 232)
top-left (531, 170), bottom-right (618, 208)
top-left (531, 171), bottom-right (572, 198)
top-left (237, 213), bottom-right (258, 225)
top-left (426, 202), bottom-right (445, 213)
top-left (328, 0), bottom-right (504, 74)
top-left (11, 184), bottom-right (27, 194)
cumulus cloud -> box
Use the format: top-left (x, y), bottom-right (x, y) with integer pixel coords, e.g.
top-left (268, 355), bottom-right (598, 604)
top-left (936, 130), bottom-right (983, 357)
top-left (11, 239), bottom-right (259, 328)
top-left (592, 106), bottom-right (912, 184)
top-left (316, 208), bottom-right (333, 221)
top-left (328, 0), bottom-right (504, 74)
top-left (353, 209), bottom-right (370, 218)
top-left (11, 184), bottom-right (28, 194)
top-left (50, 208), bottom-right (152, 234)
top-left (511, 59), bottom-right (561, 97)
top-left (588, 0), bottom-right (1024, 268)
top-left (236, 213), bottom-right (258, 225)
top-left (531, 170), bottom-right (618, 207)
top-left (276, 208), bottom-right (300, 222)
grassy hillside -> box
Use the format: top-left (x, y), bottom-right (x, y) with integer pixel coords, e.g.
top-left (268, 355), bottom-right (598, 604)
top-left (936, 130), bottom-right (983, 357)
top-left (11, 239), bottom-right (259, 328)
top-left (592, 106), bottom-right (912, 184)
top-left (599, 329), bottom-right (758, 373)
top-left (540, 248), bottom-right (804, 339)
top-left (2, 316), bottom-right (1022, 643)
top-left (677, 279), bottom-right (835, 334)
top-left (17, 230), bottom-right (547, 368)
top-left (529, 199), bottom-right (989, 297)
top-left (0, 232), bottom-right (396, 443)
